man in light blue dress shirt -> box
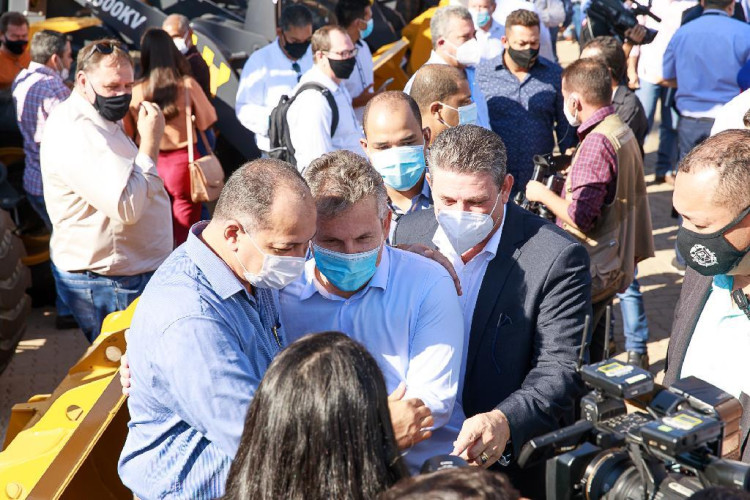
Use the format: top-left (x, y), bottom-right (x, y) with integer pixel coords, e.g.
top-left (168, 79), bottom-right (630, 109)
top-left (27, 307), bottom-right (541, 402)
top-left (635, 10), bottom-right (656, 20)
top-left (118, 160), bottom-right (317, 499)
top-left (279, 150), bottom-right (465, 472)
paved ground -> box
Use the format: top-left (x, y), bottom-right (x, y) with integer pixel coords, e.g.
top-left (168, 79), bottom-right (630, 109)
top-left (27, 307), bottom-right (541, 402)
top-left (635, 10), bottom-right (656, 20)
top-left (0, 39), bottom-right (682, 444)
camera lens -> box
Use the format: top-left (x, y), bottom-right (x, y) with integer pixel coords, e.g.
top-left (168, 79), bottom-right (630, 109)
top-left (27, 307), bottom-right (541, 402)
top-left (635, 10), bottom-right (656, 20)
top-left (583, 449), bottom-right (642, 500)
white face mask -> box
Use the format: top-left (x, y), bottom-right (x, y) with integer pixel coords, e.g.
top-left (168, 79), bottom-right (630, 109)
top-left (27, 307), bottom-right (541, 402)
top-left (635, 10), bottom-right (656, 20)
top-left (173, 35), bottom-right (189, 55)
top-left (437, 193), bottom-right (501, 255)
top-left (234, 233), bottom-right (306, 290)
top-left (56, 59), bottom-right (69, 81)
top-left (564, 97), bottom-right (581, 127)
top-left (446, 38), bottom-right (481, 67)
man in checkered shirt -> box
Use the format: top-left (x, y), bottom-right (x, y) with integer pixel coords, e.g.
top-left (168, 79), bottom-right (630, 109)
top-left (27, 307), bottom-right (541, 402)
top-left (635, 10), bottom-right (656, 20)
top-left (524, 58), bottom-right (655, 366)
top-left (12, 29), bottom-right (71, 228)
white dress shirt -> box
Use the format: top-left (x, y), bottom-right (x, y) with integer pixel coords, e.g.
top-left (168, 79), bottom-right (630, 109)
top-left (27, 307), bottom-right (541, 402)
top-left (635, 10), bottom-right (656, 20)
top-left (41, 91), bottom-right (172, 275)
top-left (680, 274), bottom-right (750, 400)
top-left (632, 0), bottom-right (697, 85)
top-left (235, 38), bottom-right (313, 152)
top-left (711, 88), bottom-right (750, 135)
top-left (493, 0), bottom-right (555, 61)
top-left (424, 206), bottom-right (507, 459)
top-left (287, 65), bottom-right (365, 171)
top-left (279, 246), bottom-right (465, 471)
top-left (342, 40), bottom-right (374, 125)
top-left (404, 51), bottom-right (491, 130)
top-left (476, 21), bottom-right (506, 60)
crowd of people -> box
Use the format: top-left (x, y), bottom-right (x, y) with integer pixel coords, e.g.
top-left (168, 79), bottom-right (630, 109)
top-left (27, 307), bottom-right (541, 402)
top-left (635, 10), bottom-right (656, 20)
top-left (1, 0), bottom-right (750, 497)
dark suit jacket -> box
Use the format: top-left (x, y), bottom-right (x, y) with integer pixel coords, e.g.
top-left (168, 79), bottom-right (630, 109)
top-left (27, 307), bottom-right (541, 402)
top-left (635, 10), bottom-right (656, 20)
top-left (663, 268), bottom-right (750, 462)
top-left (394, 202), bottom-right (591, 461)
top-left (682, 3), bottom-right (747, 25)
top-left (613, 85), bottom-right (649, 156)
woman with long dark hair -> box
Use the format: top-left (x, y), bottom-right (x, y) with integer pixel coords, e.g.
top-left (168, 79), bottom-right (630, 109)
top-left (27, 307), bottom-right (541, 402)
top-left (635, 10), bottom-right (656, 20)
top-left (124, 28), bottom-right (216, 246)
top-left (224, 331), bottom-right (409, 500)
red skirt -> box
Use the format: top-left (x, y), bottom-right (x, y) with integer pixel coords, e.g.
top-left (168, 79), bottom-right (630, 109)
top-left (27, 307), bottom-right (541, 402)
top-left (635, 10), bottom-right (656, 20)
top-left (157, 145), bottom-right (201, 247)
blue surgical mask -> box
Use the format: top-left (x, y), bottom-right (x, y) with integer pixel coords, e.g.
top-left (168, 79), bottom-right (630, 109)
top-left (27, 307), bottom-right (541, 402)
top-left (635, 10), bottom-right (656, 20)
top-left (360, 18), bottom-right (374, 39)
top-left (469, 9), bottom-right (491, 28)
top-left (439, 101), bottom-right (478, 126)
top-left (369, 145), bottom-right (426, 191)
top-left (313, 243), bottom-right (381, 292)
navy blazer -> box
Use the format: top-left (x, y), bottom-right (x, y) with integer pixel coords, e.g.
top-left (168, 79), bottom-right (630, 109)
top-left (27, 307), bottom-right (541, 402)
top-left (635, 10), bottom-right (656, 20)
top-left (393, 203), bottom-right (592, 460)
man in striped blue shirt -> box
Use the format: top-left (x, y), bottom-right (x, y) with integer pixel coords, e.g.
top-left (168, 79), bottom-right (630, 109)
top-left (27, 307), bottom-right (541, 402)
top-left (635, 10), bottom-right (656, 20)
top-left (118, 159), bottom-right (316, 499)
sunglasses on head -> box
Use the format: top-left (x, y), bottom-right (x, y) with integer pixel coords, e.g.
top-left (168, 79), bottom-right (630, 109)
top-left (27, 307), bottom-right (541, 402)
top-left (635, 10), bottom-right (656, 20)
top-left (82, 41), bottom-right (127, 62)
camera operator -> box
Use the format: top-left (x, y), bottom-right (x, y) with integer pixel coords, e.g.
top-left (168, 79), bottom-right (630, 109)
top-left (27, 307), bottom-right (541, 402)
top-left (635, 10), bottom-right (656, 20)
top-left (525, 58), bottom-right (654, 363)
top-left (665, 130), bottom-right (750, 463)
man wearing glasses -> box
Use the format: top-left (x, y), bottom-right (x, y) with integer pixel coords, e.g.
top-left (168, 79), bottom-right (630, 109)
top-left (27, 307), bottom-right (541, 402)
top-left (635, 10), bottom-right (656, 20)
top-left (235, 4), bottom-right (314, 155)
top-left (39, 39), bottom-right (172, 342)
top-left (286, 25), bottom-right (366, 171)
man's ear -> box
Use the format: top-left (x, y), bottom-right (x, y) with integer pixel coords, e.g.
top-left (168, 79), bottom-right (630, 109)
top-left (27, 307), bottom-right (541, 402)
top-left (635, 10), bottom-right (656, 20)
top-left (223, 220), bottom-right (243, 251)
top-left (276, 27), bottom-right (283, 38)
top-left (360, 137), bottom-right (369, 155)
top-left (382, 211), bottom-right (392, 239)
top-left (501, 174), bottom-right (514, 204)
top-left (430, 101), bottom-right (443, 119)
top-left (422, 127), bottom-right (432, 148)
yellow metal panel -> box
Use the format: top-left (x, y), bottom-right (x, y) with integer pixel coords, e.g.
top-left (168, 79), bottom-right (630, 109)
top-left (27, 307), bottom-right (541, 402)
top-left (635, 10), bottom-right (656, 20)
top-left (373, 38), bottom-right (410, 92)
top-left (0, 304), bottom-right (136, 500)
top-left (28, 17), bottom-right (102, 39)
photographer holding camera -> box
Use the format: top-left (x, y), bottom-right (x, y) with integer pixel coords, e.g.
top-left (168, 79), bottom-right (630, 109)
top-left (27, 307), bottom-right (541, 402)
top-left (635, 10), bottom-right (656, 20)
top-left (525, 58), bottom-right (654, 363)
top-left (665, 129), bottom-right (750, 463)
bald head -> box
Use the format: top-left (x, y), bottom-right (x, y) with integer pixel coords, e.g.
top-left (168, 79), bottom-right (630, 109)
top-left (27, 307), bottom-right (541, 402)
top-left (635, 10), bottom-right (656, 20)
top-left (363, 91), bottom-right (422, 137)
top-left (410, 65), bottom-right (467, 114)
top-left (163, 14), bottom-right (190, 38)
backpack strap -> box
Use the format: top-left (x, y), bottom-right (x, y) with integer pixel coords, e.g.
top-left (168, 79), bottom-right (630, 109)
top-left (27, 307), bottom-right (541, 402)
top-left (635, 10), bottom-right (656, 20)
top-left (294, 82), bottom-right (339, 137)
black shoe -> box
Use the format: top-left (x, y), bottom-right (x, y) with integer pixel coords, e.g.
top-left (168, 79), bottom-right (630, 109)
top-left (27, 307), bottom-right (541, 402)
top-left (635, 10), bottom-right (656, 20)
top-left (55, 314), bottom-right (79, 330)
top-left (654, 175), bottom-right (666, 184)
top-left (627, 351), bottom-right (649, 370)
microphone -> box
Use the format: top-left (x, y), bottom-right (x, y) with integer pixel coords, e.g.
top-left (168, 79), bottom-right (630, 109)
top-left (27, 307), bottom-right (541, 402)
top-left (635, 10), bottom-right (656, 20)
top-left (731, 289), bottom-right (750, 321)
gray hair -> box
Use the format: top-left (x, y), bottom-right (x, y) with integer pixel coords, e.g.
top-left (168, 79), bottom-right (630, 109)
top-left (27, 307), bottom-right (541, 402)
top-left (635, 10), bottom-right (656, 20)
top-left (30, 30), bottom-right (67, 65)
top-left (428, 125), bottom-right (508, 188)
top-left (304, 151), bottom-right (389, 220)
top-left (213, 159), bottom-right (311, 230)
top-left (430, 5), bottom-right (472, 50)
top-left (163, 14), bottom-right (190, 36)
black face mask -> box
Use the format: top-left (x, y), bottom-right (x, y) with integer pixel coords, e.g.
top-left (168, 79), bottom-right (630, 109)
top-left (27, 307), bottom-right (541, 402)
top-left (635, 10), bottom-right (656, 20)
top-left (89, 82), bottom-right (132, 122)
top-left (283, 37), bottom-right (311, 60)
top-left (676, 205), bottom-right (750, 276)
top-left (507, 46), bottom-right (539, 70)
top-left (3, 38), bottom-right (27, 56)
top-left (328, 56), bottom-right (357, 80)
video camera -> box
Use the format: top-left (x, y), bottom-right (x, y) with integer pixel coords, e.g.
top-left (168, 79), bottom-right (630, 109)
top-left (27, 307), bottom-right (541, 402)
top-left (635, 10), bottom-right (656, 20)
top-left (584, 0), bottom-right (660, 46)
top-left (514, 153), bottom-right (571, 222)
top-left (518, 357), bottom-right (748, 499)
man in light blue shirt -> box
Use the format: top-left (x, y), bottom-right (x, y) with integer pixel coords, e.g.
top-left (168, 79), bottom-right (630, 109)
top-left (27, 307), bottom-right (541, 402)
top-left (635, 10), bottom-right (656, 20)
top-left (118, 159), bottom-right (317, 499)
top-left (662, 0), bottom-right (750, 159)
top-left (280, 150), bottom-right (464, 471)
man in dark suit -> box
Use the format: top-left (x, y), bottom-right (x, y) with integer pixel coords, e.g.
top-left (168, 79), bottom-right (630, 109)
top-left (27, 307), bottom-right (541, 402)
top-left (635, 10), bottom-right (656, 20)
top-left (664, 129), bottom-right (750, 462)
top-left (393, 124), bottom-right (591, 495)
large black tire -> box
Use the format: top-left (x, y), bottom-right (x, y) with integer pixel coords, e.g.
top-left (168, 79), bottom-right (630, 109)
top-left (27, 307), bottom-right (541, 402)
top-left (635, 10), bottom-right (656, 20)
top-left (0, 209), bottom-right (31, 376)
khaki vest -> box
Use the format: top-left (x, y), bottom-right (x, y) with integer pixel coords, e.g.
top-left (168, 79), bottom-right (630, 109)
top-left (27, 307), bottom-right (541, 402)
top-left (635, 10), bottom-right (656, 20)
top-left (563, 113), bottom-right (655, 302)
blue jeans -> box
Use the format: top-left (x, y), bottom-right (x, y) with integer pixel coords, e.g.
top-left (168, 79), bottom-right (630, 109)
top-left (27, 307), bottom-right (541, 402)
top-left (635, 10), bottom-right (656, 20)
top-left (616, 269), bottom-right (649, 354)
top-left (51, 263), bottom-right (153, 342)
top-left (635, 82), bottom-right (679, 177)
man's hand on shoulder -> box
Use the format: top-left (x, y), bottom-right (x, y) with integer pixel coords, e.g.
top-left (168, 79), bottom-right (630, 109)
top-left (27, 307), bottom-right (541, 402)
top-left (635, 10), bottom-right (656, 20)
top-left (388, 382), bottom-right (435, 450)
top-left (137, 101), bottom-right (166, 163)
top-left (452, 409), bottom-right (511, 468)
top-left (397, 243), bottom-right (462, 296)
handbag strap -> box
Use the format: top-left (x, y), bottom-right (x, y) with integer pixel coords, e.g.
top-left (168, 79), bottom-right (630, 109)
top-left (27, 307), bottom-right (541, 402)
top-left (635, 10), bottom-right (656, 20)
top-left (184, 78), bottom-right (195, 164)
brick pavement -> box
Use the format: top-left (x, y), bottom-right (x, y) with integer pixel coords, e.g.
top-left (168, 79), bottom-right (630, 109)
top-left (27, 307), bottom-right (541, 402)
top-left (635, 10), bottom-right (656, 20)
top-left (0, 40), bottom-right (684, 444)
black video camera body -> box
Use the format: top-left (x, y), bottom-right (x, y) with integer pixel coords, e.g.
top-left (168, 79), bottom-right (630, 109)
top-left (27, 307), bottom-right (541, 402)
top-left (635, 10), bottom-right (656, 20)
top-left (584, 0), bottom-right (660, 46)
top-left (515, 153), bottom-right (571, 222)
top-left (519, 359), bottom-right (748, 499)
